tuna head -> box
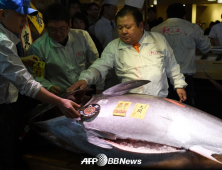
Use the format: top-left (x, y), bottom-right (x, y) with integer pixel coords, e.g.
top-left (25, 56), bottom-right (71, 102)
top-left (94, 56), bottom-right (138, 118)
top-left (33, 80), bottom-right (222, 166)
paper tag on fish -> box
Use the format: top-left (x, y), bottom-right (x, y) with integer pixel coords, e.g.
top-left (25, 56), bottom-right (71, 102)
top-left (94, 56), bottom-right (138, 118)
top-left (33, 61), bottom-right (45, 78)
top-left (113, 101), bottom-right (132, 117)
top-left (130, 103), bottom-right (149, 119)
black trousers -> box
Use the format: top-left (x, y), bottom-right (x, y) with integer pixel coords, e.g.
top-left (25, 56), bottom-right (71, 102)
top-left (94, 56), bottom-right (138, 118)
top-left (0, 104), bottom-right (15, 170)
top-left (167, 74), bottom-right (195, 106)
top-left (0, 94), bottom-right (40, 170)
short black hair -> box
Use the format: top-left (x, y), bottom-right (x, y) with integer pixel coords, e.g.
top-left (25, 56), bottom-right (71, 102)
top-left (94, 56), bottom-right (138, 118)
top-left (69, 0), bottom-right (81, 8)
top-left (43, 3), bottom-right (71, 27)
top-left (99, 4), bottom-right (112, 18)
top-left (148, 7), bottom-right (156, 13)
top-left (115, 7), bottom-right (143, 27)
top-left (88, 2), bottom-right (99, 10)
top-left (72, 12), bottom-right (89, 30)
top-left (167, 3), bottom-right (186, 19)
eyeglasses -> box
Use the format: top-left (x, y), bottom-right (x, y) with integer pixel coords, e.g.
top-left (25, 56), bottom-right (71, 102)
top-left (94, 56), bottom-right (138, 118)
top-left (89, 8), bottom-right (99, 12)
top-left (47, 26), bottom-right (69, 34)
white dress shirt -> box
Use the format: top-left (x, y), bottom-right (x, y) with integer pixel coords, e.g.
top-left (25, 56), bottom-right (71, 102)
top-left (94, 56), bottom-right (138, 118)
top-left (0, 23), bottom-right (42, 104)
top-left (89, 16), bottom-right (119, 49)
top-left (79, 31), bottom-right (187, 98)
top-left (152, 18), bottom-right (211, 74)
top-left (27, 29), bottom-right (103, 93)
top-left (209, 22), bottom-right (222, 46)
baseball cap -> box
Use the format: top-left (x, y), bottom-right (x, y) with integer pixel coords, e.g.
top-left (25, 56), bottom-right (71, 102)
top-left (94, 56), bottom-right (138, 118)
top-left (0, 0), bottom-right (38, 15)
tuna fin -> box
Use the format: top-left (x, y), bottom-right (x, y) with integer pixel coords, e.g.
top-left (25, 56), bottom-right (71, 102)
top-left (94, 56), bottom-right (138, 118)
top-left (189, 145), bottom-right (222, 164)
top-left (102, 80), bottom-right (150, 96)
top-left (203, 69), bottom-right (222, 93)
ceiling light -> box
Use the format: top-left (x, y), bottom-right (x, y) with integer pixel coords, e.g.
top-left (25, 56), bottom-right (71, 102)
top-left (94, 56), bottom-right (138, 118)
top-left (208, 0), bottom-right (216, 1)
top-left (218, 0), bottom-right (222, 3)
top-left (154, 0), bottom-right (157, 5)
top-left (183, 4), bottom-right (185, 6)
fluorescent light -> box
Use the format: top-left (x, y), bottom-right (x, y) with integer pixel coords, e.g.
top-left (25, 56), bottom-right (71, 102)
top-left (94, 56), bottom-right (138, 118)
top-left (154, 0), bottom-right (157, 5)
top-left (218, 0), bottom-right (222, 3)
top-left (208, 0), bottom-right (216, 1)
top-left (183, 4), bottom-right (185, 6)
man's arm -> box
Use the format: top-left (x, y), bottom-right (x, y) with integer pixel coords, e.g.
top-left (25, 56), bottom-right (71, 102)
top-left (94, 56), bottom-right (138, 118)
top-left (208, 25), bottom-right (220, 46)
top-left (194, 24), bottom-right (211, 53)
top-left (35, 87), bottom-right (80, 118)
top-left (164, 39), bottom-right (187, 102)
top-left (0, 44), bottom-right (80, 118)
top-left (67, 43), bottom-right (116, 92)
top-left (210, 38), bottom-right (220, 46)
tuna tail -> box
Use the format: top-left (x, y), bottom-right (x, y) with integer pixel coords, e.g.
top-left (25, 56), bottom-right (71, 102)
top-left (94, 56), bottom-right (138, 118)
top-left (102, 80), bottom-right (150, 96)
top-left (203, 69), bottom-right (222, 93)
top-left (189, 145), bottom-right (222, 164)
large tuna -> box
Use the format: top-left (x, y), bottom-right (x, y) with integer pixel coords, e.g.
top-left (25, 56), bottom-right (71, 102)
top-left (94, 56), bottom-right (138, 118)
top-left (27, 80), bottom-right (222, 168)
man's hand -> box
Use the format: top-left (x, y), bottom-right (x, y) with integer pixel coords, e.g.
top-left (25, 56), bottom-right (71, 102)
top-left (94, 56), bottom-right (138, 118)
top-left (58, 98), bottom-right (80, 118)
top-left (67, 80), bottom-right (87, 93)
top-left (21, 55), bottom-right (39, 66)
top-left (176, 88), bottom-right (187, 102)
top-left (49, 86), bottom-right (62, 95)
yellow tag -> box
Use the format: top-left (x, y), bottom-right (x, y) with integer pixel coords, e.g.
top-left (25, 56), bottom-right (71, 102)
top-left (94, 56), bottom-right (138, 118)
top-left (130, 103), bottom-right (149, 119)
top-left (113, 101), bottom-right (132, 117)
top-left (33, 61), bottom-right (45, 78)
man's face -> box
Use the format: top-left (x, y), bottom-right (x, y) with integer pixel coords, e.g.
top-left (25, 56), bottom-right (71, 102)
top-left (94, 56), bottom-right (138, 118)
top-left (0, 9), bottom-right (27, 34)
top-left (117, 14), bottom-right (143, 45)
top-left (107, 5), bottom-right (118, 20)
top-left (47, 20), bottom-right (70, 43)
top-left (87, 5), bottom-right (99, 19)
top-left (148, 11), bottom-right (156, 21)
top-left (72, 18), bottom-right (85, 30)
top-left (70, 3), bottom-right (81, 16)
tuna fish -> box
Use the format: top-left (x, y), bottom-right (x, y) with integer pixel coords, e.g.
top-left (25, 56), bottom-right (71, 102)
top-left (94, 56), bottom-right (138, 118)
top-left (29, 80), bottom-right (222, 168)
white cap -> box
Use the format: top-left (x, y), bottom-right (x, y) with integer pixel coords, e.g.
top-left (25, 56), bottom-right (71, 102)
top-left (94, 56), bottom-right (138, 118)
top-left (125, 0), bottom-right (144, 9)
top-left (104, 0), bottom-right (118, 6)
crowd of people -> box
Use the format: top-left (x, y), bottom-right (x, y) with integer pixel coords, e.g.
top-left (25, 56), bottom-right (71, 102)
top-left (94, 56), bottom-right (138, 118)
top-left (0, 0), bottom-right (217, 169)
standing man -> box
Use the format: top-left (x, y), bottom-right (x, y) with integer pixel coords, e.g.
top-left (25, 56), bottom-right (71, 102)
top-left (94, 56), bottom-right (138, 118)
top-left (69, 0), bottom-right (81, 17)
top-left (27, 3), bottom-right (103, 95)
top-left (89, 0), bottom-right (118, 49)
top-left (87, 2), bottom-right (100, 27)
top-left (67, 7), bottom-right (187, 102)
top-left (209, 21), bottom-right (222, 46)
top-left (147, 7), bottom-right (160, 30)
top-left (152, 3), bottom-right (211, 106)
top-left (0, 0), bottom-right (80, 169)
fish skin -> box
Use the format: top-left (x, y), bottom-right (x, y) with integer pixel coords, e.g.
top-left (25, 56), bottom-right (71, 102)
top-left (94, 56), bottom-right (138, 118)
top-left (32, 80), bottom-right (222, 167)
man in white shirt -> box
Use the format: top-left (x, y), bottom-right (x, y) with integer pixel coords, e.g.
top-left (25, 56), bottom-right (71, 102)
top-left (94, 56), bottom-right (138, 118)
top-left (151, 3), bottom-right (211, 106)
top-left (89, 0), bottom-right (119, 49)
top-left (67, 7), bottom-right (187, 101)
top-left (87, 2), bottom-right (100, 27)
top-left (0, 0), bottom-right (80, 169)
top-left (28, 3), bottom-right (103, 95)
top-left (209, 22), bottom-right (222, 46)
